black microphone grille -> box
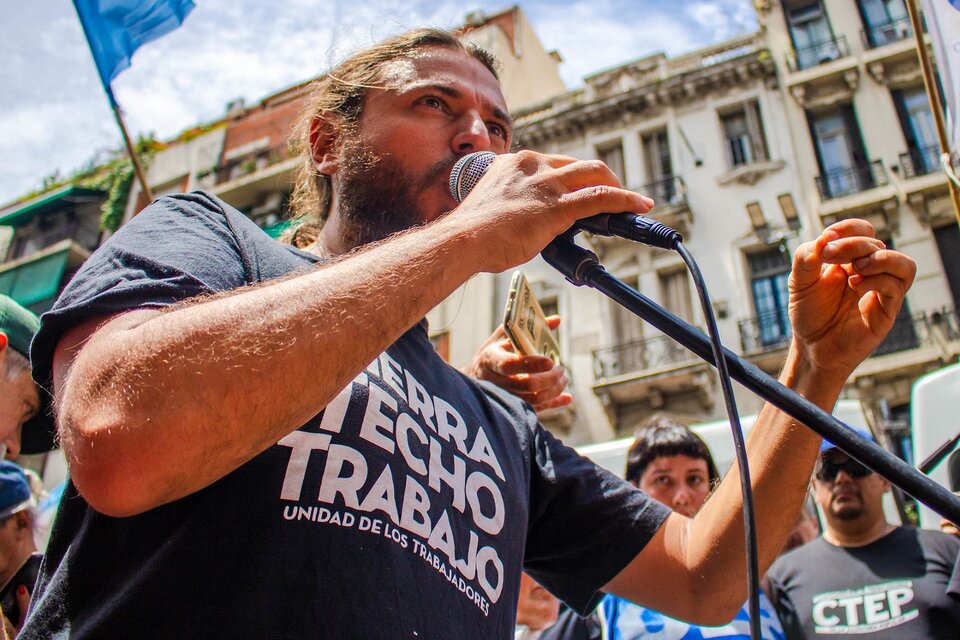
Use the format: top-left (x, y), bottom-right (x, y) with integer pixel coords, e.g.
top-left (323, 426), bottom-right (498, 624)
top-left (449, 151), bottom-right (496, 203)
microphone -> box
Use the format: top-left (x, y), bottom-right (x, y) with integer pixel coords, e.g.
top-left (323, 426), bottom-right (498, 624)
top-left (449, 151), bottom-right (682, 249)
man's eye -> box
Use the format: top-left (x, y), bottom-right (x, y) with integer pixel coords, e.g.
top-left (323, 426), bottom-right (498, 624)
top-left (655, 476), bottom-right (671, 486)
top-left (422, 96), bottom-right (444, 110)
top-left (488, 123), bottom-right (507, 139)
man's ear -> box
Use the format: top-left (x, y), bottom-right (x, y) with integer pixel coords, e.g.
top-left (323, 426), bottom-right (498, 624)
top-left (13, 511), bottom-right (29, 532)
top-left (309, 116), bottom-right (339, 176)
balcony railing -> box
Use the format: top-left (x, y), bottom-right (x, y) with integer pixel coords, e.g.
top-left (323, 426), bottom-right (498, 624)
top-left (738, 310), bottom-right (792, 354)
top-left (861, 17), bottom-right (913, 49)
top-left (872, 306), bottom-right (960, 358)
top-left (899, 145), bottom-right (941, 178)
top-left (593, 333), bottom-right (694, 380)
top-left (815, 160), bottom-right (888, 200)
top-left (215, 144), bottom-right (291, 185)
top-left (636, 175), bottom-right (687, 208)
top-left (788, 35), bottom-right (849, 72)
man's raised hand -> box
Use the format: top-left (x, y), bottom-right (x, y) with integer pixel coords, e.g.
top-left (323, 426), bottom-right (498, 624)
top-left (788, 218), bottom-right (916, 378)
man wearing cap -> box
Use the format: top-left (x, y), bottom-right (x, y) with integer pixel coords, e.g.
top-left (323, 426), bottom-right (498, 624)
top-left (0, 461), bottom-right (41, 637)
top-left (0, 296), bottom-right (56, 460)
top-left (766, 429), bottom-right (960, 639)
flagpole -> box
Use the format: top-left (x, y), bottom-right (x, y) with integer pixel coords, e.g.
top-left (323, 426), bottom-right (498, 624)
top-left (111, 102), bottom-right (154, 205)
top-left (72, 0), bottom-right (155, 206)
top-left (906, 0), bottom-right (960, 226)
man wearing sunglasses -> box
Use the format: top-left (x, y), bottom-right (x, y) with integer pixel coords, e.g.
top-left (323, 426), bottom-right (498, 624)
top-left (767, 430), bottom-right (960, 639)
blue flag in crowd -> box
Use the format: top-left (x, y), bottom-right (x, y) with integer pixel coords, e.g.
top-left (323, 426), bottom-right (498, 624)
top-left (73, 0), bottom-right (195, 103)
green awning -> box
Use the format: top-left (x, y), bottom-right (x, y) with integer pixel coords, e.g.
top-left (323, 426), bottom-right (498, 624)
top-left (264, 219), bottom-right (294, 239)
top-left (0, 185), bottom-right (105, 228)
top-left (0, 246), bottom-right (70, 308)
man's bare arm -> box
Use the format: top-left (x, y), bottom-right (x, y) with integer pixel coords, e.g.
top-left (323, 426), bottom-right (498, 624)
top-left (603, 219), bottom-right (917, 623)
top-left (53, 152), bottom-right (652, 517)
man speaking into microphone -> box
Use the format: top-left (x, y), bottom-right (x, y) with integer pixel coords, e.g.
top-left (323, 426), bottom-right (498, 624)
top-left (21, 28), bottom-right (915, 639)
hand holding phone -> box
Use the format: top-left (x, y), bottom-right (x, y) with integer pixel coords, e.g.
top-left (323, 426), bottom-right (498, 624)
top-left (503, 271), bottom-right (561, 364)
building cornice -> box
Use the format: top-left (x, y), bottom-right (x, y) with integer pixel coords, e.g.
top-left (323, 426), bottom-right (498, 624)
top-left (514, 35), bottom-right (775, 146)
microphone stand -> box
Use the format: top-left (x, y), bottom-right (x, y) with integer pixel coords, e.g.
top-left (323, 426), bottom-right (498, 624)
top-left (542, 232), bottom-right (960, 524)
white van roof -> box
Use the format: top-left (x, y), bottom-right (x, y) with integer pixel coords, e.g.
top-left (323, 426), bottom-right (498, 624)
top-left (576, 399), bottom-right (871, 479)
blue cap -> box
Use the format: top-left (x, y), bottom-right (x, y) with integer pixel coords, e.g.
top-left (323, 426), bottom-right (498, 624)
top-left (0, 462), bottom-right (32, 520)
top-left (820, 427), bottom-right (875, 454)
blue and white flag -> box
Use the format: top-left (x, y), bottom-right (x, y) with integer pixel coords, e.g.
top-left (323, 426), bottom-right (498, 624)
top-left (73, 0), bottom-right (195, 105)
top-left (921, 0), bottom-right (960, 153)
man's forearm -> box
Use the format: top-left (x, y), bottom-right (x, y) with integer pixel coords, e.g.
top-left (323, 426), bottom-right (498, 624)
top-left (682, 341), bottom-right (846, 608)
top-left (603, 342), bottom-right (846, 623)
top-left (56, 218), bottom-right (483, 516)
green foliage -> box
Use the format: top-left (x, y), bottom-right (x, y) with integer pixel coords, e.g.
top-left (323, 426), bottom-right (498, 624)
top-left (77, 134), bottom-right (158, 232)
top-left (176, 121), bottom-right (225, 144)
top-left (91, 161), bottom-right (134, 233)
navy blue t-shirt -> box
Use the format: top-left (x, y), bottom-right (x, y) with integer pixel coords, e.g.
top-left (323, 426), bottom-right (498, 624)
top-left (23, 192), bottom-right (670, 639)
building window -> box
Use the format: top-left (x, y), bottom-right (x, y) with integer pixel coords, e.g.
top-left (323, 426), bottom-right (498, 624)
top-left (659, 268), bottom-right (693, 324)
top-left (893, 87), bottom-right (939, 176)
top-left (858, 0), bottom-right (910, 48)
top-left (721, 102), bottom-right (769, 168)
top-left (785, 0), bottom-right (842, 70)
top-left (641, 129), bottom-right (675, 202)
top-left (934, 224), bottom-right (960, 309)
top-left (612, 276), bottom-right (644, 344)
top-left (597, 140), bottom-right (626, 185)
top-left (748, 245), bottom-right (792, 347)
top-left (809, 106), bottom-right (874, 199)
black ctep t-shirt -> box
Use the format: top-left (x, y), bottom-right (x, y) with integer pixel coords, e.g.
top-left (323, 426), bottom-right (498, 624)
top-left (23, 192), bottom-right (670, 639)
top-left (767, 526), bottom-right (960, 640)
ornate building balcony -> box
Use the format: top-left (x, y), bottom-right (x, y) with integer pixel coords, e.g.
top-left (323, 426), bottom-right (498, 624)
top-left (899, 145), bottom-right (941, 179)
top-left (871, 306), bottom-right (960, 358)
top-left (861, 17), bottom-right (913, 50)
top-left (634, 175), bottom-right (692, 236)
top-left (0, 239), bottom-right (91, 314)
top-left (591, 333), bottom-right (713, 409)
top-left (787, 35), bottom-right (849, 72)
top-left (737, 311), bottom-right (791, 373)
top-left (900, 146), bottom-right (954, 225)
top-left (849, 306), bottom-right (960, 389)
top-left (815, 160), bottom-right (888, 200)
top-left (209, 145), bottom-right (298, 212)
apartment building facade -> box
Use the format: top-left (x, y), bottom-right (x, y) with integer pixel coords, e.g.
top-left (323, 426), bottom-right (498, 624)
top-left (758, 0), bottom-right (960, 456)
top-left (430, 1), bottom-right (960, 453)
top-left (0, 186), bottom-right (106, 315)
top-left (491, 32), bottom-right (812, 444)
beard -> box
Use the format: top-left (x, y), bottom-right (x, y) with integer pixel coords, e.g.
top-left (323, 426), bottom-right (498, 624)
top-left (335, 136), bottom-right (456, 249)
top-left (829, 490), bottom-right (864, 521)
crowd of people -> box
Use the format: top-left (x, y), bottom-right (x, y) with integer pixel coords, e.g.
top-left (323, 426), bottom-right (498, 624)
top-left (0, 24), bottom-right (955, 640)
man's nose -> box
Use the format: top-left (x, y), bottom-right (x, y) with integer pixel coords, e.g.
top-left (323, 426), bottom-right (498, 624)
top-left (672, 486), bottom-right (692, 509)
top-left (451, 113), bottom-right (491, 154)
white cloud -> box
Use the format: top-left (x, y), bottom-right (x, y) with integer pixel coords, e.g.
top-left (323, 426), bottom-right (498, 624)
top-left (0, 0), bottom-right (758, 205)
top-left (685, 0), bottom-right (756, 43)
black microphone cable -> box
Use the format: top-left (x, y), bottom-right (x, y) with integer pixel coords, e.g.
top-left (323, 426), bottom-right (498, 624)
top-left (675, 241), bottom-right (761, 640)
top-left (450, 152), bottom-right (761, 638)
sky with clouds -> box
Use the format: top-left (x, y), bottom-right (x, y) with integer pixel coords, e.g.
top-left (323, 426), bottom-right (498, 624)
top-left (0, 0), bottom-right (757, 206)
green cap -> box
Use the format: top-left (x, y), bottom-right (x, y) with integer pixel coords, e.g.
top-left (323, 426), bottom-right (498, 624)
top-left (0, 295), bottom-right (40, 359)
top-left (0, 295), bottom-right (56, 454)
